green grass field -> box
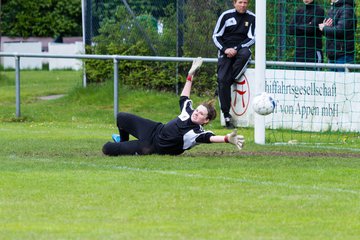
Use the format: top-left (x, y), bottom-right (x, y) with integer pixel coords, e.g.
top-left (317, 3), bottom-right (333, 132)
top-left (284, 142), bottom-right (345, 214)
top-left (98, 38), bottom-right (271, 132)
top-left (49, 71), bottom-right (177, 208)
top-left (1, 70), bottom-right (359, 239)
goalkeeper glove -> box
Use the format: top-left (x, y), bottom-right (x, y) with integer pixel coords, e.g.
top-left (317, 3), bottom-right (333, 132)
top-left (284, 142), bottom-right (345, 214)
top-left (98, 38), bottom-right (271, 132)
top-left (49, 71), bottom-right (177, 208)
top-left (225, 129), bottom-right (245, 150)
top-left (188, 57), bottom-right (203, 77)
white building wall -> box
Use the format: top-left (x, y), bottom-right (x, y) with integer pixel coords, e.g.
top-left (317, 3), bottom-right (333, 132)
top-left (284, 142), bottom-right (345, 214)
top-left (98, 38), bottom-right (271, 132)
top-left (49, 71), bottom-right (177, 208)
top-left (48, 42), bottom-right (84, 70)
top-left (2, 42), bottom-right (42, 69)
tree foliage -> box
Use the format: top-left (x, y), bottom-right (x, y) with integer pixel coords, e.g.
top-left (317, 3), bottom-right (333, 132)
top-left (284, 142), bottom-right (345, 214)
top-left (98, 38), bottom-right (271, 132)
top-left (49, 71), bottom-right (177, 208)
top-left (85, 5), bottom-right (180, 92)
top-left (1, 0), bottom-right (82, 37)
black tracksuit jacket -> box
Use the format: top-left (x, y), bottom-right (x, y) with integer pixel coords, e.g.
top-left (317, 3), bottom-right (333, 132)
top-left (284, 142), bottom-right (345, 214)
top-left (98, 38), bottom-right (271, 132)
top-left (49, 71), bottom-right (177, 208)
top-left (288, 2), bottom-right (325, 62)
top-left (213, 9), bottom-right (255, 53)
top-left (322, 0), bottom-right (357, 60)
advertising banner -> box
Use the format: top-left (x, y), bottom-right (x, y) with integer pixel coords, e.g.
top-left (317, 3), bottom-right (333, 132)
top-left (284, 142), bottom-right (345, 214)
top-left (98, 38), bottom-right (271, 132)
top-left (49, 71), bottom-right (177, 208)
top-left (226, 69), bottom-right (360, 132)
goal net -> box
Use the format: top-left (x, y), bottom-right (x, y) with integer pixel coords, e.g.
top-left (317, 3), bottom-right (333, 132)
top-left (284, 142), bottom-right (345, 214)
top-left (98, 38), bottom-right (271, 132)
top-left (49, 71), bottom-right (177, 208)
top-left (255, 0), bottom-right (360, 149)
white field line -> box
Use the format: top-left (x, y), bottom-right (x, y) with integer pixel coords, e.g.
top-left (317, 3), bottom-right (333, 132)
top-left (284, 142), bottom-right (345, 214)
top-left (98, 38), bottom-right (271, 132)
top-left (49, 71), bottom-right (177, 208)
top-left (273, 142), bottom-right (360, 152)
top-left (71, 161), bottom-right (360, 196)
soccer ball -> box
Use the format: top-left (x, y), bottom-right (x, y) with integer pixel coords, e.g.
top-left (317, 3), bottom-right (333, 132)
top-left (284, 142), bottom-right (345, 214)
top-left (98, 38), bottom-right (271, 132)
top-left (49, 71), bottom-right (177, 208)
top-left (252, 92), bottom-right (276, 115)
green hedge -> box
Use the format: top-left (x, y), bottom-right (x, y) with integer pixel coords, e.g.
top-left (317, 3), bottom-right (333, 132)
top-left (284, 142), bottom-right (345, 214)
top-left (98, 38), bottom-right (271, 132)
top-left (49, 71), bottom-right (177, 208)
top-left (85, 4), bottom-right (218, 96)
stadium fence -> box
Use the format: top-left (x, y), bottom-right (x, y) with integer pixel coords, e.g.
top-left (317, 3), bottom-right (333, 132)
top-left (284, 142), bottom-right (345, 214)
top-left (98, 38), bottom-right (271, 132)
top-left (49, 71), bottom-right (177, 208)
top-left (0, 52), bottom-right (359, 149)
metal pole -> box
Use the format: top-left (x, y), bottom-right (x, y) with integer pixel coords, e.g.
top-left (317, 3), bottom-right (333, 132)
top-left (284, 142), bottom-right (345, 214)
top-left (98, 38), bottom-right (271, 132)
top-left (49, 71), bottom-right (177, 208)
top-left (82, 0), bottom-right (86, 47)
top-left (175, 0), bottom-right (184, 95)
top-left (82, 62), bottom-right (87, 88)
top-left (113, 58), bottom-right (119, 120)
top-left (81, 0), bottom-right (87, 88)
top-left (278, 0), bottom-right (286, 60)
top-left (0, 0), bottom-right (2, 52)
top-left (15, 56), bottom-right (21, 118)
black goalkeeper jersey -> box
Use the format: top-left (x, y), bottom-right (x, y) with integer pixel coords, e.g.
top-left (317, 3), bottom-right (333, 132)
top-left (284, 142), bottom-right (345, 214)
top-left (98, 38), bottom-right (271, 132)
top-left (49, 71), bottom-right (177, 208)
top-left (154, 96), bottom-right (214, 155)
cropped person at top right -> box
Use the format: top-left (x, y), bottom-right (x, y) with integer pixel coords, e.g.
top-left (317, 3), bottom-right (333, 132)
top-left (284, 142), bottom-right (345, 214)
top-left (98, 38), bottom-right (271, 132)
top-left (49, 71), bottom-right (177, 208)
top-left (289, 0), bottom-right (325, 64)
top-left (319, 0), bottom-right (357, 71)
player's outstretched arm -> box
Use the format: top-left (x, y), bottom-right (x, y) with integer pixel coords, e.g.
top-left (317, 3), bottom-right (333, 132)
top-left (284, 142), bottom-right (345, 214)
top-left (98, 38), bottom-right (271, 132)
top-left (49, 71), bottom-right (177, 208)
top-left (210, 129), bottom-right (245, 150)
top-left (181, 57), bottom-right (203, 97)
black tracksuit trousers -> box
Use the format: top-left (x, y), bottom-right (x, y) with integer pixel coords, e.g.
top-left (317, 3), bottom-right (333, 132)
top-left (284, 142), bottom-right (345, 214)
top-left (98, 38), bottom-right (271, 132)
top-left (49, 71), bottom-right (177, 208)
top-left (217, 47), bottom-right (251, 118)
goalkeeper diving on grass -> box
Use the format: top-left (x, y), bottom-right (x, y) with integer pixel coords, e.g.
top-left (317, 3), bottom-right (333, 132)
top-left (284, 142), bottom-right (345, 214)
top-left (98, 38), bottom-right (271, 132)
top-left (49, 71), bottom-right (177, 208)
top-left (102, 57), bottom-right (245, 156)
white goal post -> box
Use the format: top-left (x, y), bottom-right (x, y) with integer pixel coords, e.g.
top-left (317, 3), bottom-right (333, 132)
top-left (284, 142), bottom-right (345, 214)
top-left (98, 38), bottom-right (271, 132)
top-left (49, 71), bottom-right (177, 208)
top-left (254, 0), bottom-right (266, 144)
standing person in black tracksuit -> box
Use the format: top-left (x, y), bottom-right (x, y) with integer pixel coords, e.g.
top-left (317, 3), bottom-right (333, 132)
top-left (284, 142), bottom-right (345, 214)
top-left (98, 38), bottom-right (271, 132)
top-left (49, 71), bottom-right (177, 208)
top-left (212, 0), bottom-right (255, 129)
top-left (102, 58), bottom-right (245, 156)
top-left (319, 0), bottom-right (357, 71)
top-left (288, 0), bottom-right (325, 65)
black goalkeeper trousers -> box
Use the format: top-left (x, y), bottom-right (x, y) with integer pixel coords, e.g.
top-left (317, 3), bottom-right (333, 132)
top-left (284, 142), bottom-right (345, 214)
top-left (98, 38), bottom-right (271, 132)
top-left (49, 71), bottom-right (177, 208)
top-left (102, 112), bottom-right (162, 156)
top-left (217, 47), bottom-right (251, 117)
